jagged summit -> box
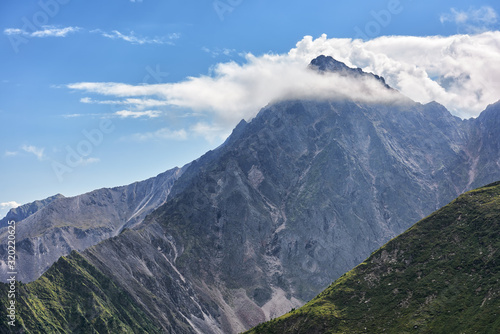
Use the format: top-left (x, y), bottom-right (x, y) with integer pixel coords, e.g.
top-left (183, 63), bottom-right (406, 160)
top-left (309, 55), bottom-right (355, 73)
top-left (309, 55), bottom-right (391, 89)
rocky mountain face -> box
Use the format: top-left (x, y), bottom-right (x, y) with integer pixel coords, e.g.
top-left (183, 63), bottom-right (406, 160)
top-left (464, 101), bottom-right (500, 190)
top-left (2, 56), bottom-right (500, 333)
top-left (246, 181), bottom-right (500, 334)
top-left (0, 166), bottom-right (186, 283)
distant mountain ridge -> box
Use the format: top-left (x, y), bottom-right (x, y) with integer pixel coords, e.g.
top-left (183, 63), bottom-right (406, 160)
top-left (0, 194), bottom-right (64, 229)
top-left (0, 166), bottom-right (187, 282)
top-left (1, 56), bottom-right (500, 333)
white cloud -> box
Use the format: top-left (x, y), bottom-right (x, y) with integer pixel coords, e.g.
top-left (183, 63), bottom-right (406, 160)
top-left (4, 26), bottom-right (80, 38)
top-left (67, 32), bottom-right (500, 140)
top-left (125, 128), bottom-right (188, 142)
top-left (4, 151), bottom-right (18, 157)
top-left (95, 29), bottom-right (179, 45)
top-left (81, 96), bottom-right (169, 109)
top-left (22, 145), bottom-right (45, 161)
top-left (191, 122), bottom-right (231, 143)
top-left (68, 56), bottom-right (401, 125)
top-left (0, 201), bottom-right (20, 210)
top-left (2, 26), bottom-right (179, 45)
top-left (202, 46), bottom-right (237, 58)
top-left (4, 28), bottom-right (24, 35)
top-left (62, 113), bottom-right (85, 118)
top-left (440, 6), bottom-right (498, 33)
top-left (69, 82), bottom-right (166, 96)
top-left (78, 157), bottom-right (100, 166)
top-left (289, 32), bottom-right (500, 118)
top-left (60, 106), bottom-right (165, 119)
top-left (114, 110), bottom-right (162, 118)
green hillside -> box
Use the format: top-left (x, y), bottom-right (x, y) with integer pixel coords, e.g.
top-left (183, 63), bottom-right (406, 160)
top-left (0, 251), bottom-right (161, 333)
top-left (246, 181), bottom-right (500, 334)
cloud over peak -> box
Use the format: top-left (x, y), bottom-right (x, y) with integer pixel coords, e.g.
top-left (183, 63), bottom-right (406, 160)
top-left (67, 53), bottom-right (402, 126)
top-left (289, 32), bottom-right (500, 118)
top-left (67, 32), bottom-right (500, 140)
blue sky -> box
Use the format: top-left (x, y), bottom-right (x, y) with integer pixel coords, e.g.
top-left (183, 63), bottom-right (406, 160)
top-left (1, 0), bottom-right (500, 218)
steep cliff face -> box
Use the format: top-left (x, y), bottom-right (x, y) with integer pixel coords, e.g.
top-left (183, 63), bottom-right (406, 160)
top-left (4, 56), bottom-right (500, 333)
top-left (465, 101), bottom-right (500, 190)
top-left (246, 181), bottom-right (500, 334)
top-left (0, 166), bottom-right (186, 283)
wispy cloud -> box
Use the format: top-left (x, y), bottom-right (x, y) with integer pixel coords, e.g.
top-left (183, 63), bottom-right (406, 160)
top-left (4, 26), bottom-right (81, 38)
top-left (62, 113), bottom-right (86, 118)
top-left (3, 26), bottom-right (180, 46)
top-left (22, 145), bottom-right (45, 161)
top-left (114, 110), bottom-right (162, 118)
top-left (77, 157), bottom-right (100, 166)
top-left (60, 108), bottom-right (163, 119)
top-left (202, 47), bottom-right (237, 58)
top-left (191, 122), bottom-right (230, 143)
top-left (93, 29), bottom-right (180, 45)
top-left (125, 128), bottom-right (188, 142)
top-left (440, 6), bottom-right (498, 33)
top-left (4, 151), bottom-right (18, 157)
top-left (81, 96), bottom-right (169, 109)
top-left (69, 82), bottom-right (165, 96)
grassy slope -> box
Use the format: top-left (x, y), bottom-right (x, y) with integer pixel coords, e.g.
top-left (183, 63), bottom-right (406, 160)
top-left (246, 181), bottom-right (500, 334)
top-left (0, 251), bottom-right (161, 333)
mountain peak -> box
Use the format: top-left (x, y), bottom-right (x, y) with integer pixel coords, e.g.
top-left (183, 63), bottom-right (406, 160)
top-left (309, 55), bottom-right (391, 89)
top-left (309, 55), bottom-right (355, 73)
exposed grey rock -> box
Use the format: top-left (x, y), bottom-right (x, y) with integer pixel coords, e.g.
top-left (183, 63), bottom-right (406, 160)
top-left (310, 55), bottom-right (391, 89)
top-left (463, 100), bottom-right (500, 190)
top-left (0, 166), bottom-right (186, 283)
